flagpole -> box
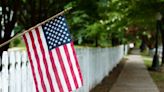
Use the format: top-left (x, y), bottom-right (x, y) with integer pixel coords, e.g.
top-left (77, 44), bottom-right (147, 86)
top-left (0, 7), bottom-right (72, 48)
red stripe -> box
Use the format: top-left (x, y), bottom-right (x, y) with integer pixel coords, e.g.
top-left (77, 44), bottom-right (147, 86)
top-left (71, 42), bottom-right (83, 85)
top-left (29, 31), bottom-right (47, 92)
top-left (49, 51), bottom-right (64, 92)
top-left (63, 45), bottom-right (78, 88)
top-left (35, 28), bottom-right (55, 92)
top-left (56, 48), bottom-right (72, 91)
top-left (23, 35), bottom-right (39, 92)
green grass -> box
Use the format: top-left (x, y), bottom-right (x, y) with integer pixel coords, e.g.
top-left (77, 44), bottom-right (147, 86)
top-left (142, 55), bottom-right (152, 68)
top-left (141, 54), bottom-right (164, 83)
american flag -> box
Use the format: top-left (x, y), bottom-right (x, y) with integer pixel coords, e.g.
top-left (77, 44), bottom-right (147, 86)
top-left (23, 15), bottom-right (83, 92)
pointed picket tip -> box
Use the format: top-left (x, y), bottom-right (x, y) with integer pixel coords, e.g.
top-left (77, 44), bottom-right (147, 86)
top-left (2, 51), bottom-right (8, 66)
top-left (9, 51), bottom-right (16, 65)
top-left (22, 51), bottom-right (28, 64)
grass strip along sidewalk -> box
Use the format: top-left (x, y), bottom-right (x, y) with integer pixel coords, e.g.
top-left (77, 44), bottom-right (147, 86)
top-left (142, 55), bottom-right (164, 92)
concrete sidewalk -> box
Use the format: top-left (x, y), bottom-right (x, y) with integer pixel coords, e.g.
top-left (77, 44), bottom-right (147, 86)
top-left (110, 55), bottom-right (159, 92)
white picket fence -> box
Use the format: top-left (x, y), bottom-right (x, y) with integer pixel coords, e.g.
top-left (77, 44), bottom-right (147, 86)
top-left (0, 50), bottom-right (35, 92)
top-left (0, 45), bottom-right (128, 92)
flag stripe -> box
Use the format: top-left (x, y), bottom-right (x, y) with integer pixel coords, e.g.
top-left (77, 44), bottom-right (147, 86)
top-left (49, 52), bottom-right (64, 92)
top-left (23, 35), bottom-right (39, 92)
top-left (35, 28), bottom-right (55, 92)
top-left (56, 48), bottom-right (72, 91)
top-left (71, 42), bottom-right (83, 85)
top-left (63, 45), bottom-right (78, 88)
top-left (66, 43), bottom-right (82, 87)
top-left (51, 49), bottom-right (69, 92)
top-left (24, 33), bottom-right (43, 92)
top-left (32, 28), bottom-right (54, 92)
top-left (38, 26), bottom-right (60, 92)
top-left (29, 31), bottom-right (47, 92)
top-left (31, 30), bottom-right (51, 92)
top-left (59, 46), bottom-right (76, 90)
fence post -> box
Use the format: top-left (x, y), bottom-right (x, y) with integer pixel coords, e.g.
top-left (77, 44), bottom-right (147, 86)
top-left (2, 51), bottom-right (9, 92)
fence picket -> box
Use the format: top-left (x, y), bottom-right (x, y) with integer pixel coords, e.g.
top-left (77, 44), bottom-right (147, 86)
top-left (9, 51), bottom-right (16, 92)
top-left (15, 51), bottom-right (21, 92)
top-left (21, 51), bottom-right (27, 92)
top-left (2, 51), bottom-right (9, 92)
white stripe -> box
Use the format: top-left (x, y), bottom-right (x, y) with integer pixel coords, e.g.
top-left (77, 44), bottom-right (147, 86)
top-left (38, 26), bottom-right (60, 92)
top-left (51, 49), bottom-right (69, 92)
top-left (31, 29), bottom-right (51, 92)
top-left (58, 46), bottom-right (76, 90)
top-left (25, 33), bottom-right (43, 92)
top-left (67, 43), bottom-right (82, 87)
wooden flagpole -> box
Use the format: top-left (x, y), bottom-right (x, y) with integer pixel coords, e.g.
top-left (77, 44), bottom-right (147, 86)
top-left (0, 7), bottom-right (72, 48)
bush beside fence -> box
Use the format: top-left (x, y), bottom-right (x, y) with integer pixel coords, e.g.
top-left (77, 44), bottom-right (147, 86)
top-left (0, 45), bottom-right (128, 92)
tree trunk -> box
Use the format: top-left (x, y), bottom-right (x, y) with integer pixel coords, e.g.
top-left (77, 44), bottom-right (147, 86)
top-left (161, 18), bottom-right (164, 67)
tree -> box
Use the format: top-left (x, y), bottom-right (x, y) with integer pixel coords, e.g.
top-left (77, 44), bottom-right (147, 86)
top-left (0, 0), bottom-right (20, 56)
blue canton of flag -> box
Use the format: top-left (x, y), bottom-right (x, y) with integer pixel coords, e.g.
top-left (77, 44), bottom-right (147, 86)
top-left (23, 15), bottom-right (83, 92)
top-left (43, 16), bottom-right (72, 50)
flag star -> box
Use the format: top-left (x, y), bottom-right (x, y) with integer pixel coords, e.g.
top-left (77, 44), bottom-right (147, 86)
top-left (66, 34), bottom-right (69, 36)
top-left (59, 16), bottom-right (62, 19)
top-left (61, 27), bottom-right (64, 29)
top-left (60, 21), bottom-right (63, 24)
top-left (65, 28), bottom-right (68, 31)
top-left (47, 28), bottom-right (50, 31)
top-left (55, 32), bottom-right (58, 35)
top-left (68, 39), bottom-right (71, 41)
top-left (44, 27), bottom-right (47, 30)
top-left (49, 46), bottom-right (52, 49)
top-left (62, 18), bottom-right (65, 21)
top-left (61, 35), bottom-right (64, 37)
top-left (52, 31), bottom-right (55, 34)
top-left (63, 23), bottom-right (66, 26)
top-left (47, 36), bottom-right (50, 39)
top-left (51, 42), bottom-right (53, 45)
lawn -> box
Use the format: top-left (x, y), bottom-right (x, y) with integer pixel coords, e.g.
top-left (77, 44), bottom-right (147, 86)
top-left (142, 54), bottom-right (164, 92)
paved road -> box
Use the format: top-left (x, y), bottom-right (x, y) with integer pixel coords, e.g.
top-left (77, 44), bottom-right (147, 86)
top-left (110, 55), bottom-right (159, 92)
